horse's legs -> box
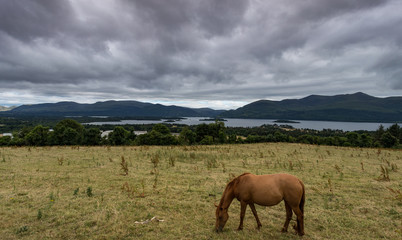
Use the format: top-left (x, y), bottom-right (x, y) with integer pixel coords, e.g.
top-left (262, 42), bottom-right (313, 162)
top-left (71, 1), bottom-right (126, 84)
top-left (237, 201), bottom-right (247, 231)
top-left (291, 207), bottom-right (304, 236)
top-left (249, 203), bottom-right (262, 229)
top-left (281, 201), bottom-right (293, 233)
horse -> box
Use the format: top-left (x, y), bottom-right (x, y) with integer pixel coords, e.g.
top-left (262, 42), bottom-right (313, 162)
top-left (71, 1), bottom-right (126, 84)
top-left (215, 173), bottom-right (305, 236)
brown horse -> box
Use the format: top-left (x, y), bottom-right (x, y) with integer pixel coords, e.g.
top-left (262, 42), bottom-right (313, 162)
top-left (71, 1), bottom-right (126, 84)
top-left (215, 173), bottom-right (305, 236)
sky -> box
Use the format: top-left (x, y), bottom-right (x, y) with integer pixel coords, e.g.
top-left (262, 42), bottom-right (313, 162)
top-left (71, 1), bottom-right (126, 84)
top-left (0, 0), bottom-right (401, 110)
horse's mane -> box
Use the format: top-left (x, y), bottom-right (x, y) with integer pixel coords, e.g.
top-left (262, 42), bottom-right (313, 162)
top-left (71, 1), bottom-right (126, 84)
top-left (218, 173), bottom-right (251, 207)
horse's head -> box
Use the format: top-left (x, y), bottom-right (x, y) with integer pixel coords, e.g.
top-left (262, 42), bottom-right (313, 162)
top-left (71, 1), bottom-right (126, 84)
top-left (215, 204), bottom-right (229, 232)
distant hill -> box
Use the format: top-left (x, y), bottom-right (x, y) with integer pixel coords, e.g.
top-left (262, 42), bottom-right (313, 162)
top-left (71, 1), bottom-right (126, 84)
top-left (6, 101), bottom-right (224, 118)
top-left (0, 106), bottom-right (15, 111)
top-left (219, 92), bottom-right (402, 122)
top-left (3, 92), bottom-right (402, 122)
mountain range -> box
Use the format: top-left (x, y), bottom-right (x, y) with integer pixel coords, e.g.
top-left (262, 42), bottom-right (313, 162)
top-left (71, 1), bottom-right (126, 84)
top-left (1, 92), bottom-right (401, 122)
top-left (4, 100), bottom-right (224, 118)
top-left (220, 92), bottom-right (402, 122)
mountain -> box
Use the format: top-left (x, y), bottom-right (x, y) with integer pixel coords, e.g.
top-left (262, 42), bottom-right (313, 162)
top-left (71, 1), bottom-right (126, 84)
top-left (0, 106), bottom-right (15, 111)
top-left (6, 100), bottom-right (225, 118)
top-left (220, 92), bottom-right (402, 122)
top-left (3, 92), bottom-right (402, 122)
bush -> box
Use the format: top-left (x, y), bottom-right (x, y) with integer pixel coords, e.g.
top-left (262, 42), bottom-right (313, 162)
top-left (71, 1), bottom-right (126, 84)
top-left (380, 132), bottom-right (399, 148)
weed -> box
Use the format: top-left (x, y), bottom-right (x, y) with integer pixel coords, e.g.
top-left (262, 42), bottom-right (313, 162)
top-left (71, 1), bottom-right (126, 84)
top-left (16, 226), bottom-right (28, 235)
top-left (242, 159), bottom-right (247, 168)
top-left (265, 160), bottom-right (270, 168)
top-left (391, 163), bottom-right (398, 172)
top-left (377, 165), bottom-right (390, 182)
top-left (120, 156), bottom-right (128, 176)
top-left (288, 160), bottom-right (294, 170)
top-left (226, 174), bottom-right (236, 183)
top-left (122, 182), bottom-right (136, 199)
top-left (360, 162), bottom-right (364, 171)
top-left (73, 188), bottom-right (79, 196)
top-left (57, 156), bottom-right (64, 166)
top-left (189, 152), bottom-right (196, 159)
top-left (221, 162), bottom-right (226, 173)
top-left (150, 154), bottom-right (160, 174)
top-left (328, 178), bottom-right (333, 193)
top-left (296, 159), bottom-right (303, 170)
top-left (140, 179), bottom-right (145, 198)
top-left (153, 174), bottom-right (159, 190)
top-left (387, 187), bottom-right (402, 203)
top-left (385, 208), bottom-right (400, 220)
top-left (334, 164), bottom-right (342, 173)
top-left (168, 156), bottom-right (175, 167)
top-left (37, 209), bottom-right (42, 220)
top-left (49, 192), bottom-right (55, 202)
top-left (86, 187), bottom-right (93, 197)
top-left (206, 157), bottom-right (218, 169)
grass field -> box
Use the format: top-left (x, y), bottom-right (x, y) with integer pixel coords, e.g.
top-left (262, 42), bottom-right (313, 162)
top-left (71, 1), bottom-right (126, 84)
top-left (0, 143), bottom-right (401, 239)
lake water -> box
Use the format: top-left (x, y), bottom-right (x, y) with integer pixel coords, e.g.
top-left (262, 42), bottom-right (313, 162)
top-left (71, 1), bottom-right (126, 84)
top-left (85, 117), bottom-right (397, 131)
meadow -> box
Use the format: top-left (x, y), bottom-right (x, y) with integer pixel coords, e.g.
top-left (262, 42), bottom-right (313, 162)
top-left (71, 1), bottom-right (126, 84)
top-left (0, 143), bottom-right (401, 239)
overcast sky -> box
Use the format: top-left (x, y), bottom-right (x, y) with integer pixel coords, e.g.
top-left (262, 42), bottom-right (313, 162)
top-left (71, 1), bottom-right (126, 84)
top-left (0, 0), bottom-right (401, 109)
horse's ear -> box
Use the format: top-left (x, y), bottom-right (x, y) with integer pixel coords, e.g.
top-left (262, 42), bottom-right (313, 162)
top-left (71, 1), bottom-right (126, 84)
top-left (214, 203), bottom-right (218, 208)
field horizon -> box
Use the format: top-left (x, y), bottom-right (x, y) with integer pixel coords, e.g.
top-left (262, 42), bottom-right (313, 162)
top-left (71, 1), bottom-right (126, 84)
top-left (1, 143), bottom-right (401, 239)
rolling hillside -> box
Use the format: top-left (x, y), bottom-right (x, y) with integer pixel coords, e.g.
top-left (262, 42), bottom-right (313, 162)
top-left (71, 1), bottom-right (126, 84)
top-left (3, 92), bottom-right (402, 122)
top-left (220, 92), bottom-right (402, 122)
top-left (7, 101), bottom-right (224, 118)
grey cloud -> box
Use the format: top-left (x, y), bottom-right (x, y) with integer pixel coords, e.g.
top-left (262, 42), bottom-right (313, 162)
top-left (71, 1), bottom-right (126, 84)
top-left (369, 49), bottom-right (402, 89)
top-left (0, 0), bottom-right (74, 41)
top-left (0, 0), bottom-right (401, 108)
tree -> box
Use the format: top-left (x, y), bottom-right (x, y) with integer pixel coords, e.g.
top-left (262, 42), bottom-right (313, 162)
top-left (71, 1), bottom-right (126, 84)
top-left (0, 136), bottom-right (11, 146)
top-left (199, 135), bottom-right (214, 145)
top-left (83, 128), bottom-right (102, 145)
top-left (53, 119), bottom-right (84, 145)
top-left (387, 124), bottom-right (401, 142)
top-left (108, 126), bottom-right (129, 145)
top-left (359, 133), bottom-right (373, 147)
top-left (209, 121), bottom-right (226, 143)
top-left (374, 125), bottom-right (385, 142)
top-left (227, 134), bottom-right (238, 144)
top-left (26, 125), bottom-right (49, 146)
top-left (152, 124), bottom-right (171, 135)
top-left (195, 121), bottom-right (226, 144)
top-left (135, 130), bottom-right (178, 145)
top-left (346, 132), bottom-right (359, 147)
top-left (179, 127), bottom-right (196, 145)
top-left (195, 124), bottom-right (210, 142)
top-left (380, 132), bottom-right (399, 148)
top-left (62, 128), bottom-right (81, 145)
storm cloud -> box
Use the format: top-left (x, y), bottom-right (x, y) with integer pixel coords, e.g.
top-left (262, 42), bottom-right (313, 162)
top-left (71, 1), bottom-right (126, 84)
top-left (0, 0), bottom-right (401, 109)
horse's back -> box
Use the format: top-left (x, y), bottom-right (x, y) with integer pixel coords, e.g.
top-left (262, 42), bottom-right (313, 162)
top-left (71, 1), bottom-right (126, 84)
top-left (236, 173), bottom-right (303, 207)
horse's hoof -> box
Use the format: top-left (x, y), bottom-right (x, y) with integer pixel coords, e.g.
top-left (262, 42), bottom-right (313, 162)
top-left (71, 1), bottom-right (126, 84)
top-left (281, 228), bottom-right (288, 233)
top-left (237, 227), bottom-right (243, 231)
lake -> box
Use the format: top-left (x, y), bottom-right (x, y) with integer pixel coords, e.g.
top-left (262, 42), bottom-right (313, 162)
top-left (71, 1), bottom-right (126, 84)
top-left (85, 117), bottom-right (397, 131)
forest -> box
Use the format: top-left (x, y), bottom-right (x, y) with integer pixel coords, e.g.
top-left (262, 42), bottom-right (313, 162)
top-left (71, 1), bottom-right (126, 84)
top-left (0, 118), bottom-right (401, 149)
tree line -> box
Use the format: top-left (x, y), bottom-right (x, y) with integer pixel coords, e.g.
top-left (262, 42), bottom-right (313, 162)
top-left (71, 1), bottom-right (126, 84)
top-left (0, 119), bottom-right (401, 149)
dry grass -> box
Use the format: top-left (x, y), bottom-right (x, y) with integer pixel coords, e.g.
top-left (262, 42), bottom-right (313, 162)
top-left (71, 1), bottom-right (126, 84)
top-left (0, 143), bottom-right (401, 239)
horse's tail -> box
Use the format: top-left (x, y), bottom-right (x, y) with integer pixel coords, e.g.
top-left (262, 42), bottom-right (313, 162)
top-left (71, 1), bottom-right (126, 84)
top-left (299, 180), bottom-right (305, 215)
